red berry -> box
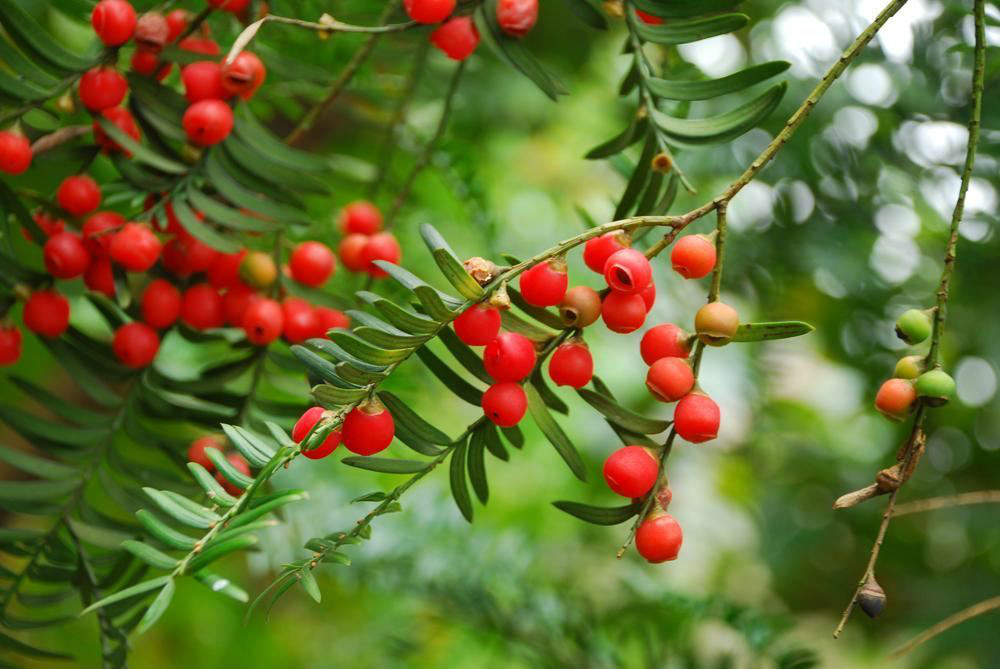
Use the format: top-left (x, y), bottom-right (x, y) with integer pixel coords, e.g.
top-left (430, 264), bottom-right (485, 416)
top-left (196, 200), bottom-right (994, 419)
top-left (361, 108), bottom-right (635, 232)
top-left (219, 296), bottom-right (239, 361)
top-left (339, 233), bottom-right (370, 272)
top-left (178, 37), bottom-right (220, 56)
top-left (673, 392), bottom-right (720, 443)
top-left (875, 378), bottom-right (917, 421)
top-left (603, 446), bottom-right (658, 498)
top-left (496, 0), bottom-right (538, 37)
top-left (215, 453), bottom-right (250, 496)
top-left (182, 99), bottom-right (234, 146)
top-left (282, 297), bottom-right (319, 344)
top-left (207, 0), bottom-right (251, 13)
top-left (292, 406), bottom-right (342, 460)
top-left (142, 279), bottom-right (181, 329)
top-left (43, 232), bottom-right (91, 279)
top-left (83, 212), bottom-right (125, 256)
top-left (28, 211), bottom-right (65, 240)
top-left (640, 323), bottom-right (691, 365)
top-left (57, 175), bottom-right (101, 217)
top-left (187, 435), bottom-right (222, 471)
top-left (78, 67), bottom-right (128, 112)
top-left (314, 306), bottom-right (350, 334)
top-left (519, 259), bottom-right (568, 307)
top-left (646, 357), bottom-right (694, 403)
top-left (93, 107), bottom-right (141, 154)
top-left (134, 12), bottom-right (169, 52)
top-left (635, 512), bottom-right (683, 563)
top-left (639, 281), bottom-right (655, 311)
top-left (361, 232), bottom-right (402, 278)
top-left (0, 131), bottom-right (32, 175)
top-left (23, 291), bottom-right (70, 338)
top-left (222, 283), bottom-right (259, 326)
top-left (430, 16), bottom-right (479, 61)
top-left (181, 283), bottom-right (224, 330)
top-left (548, 342), bottom-right (593, 388)
top-left (162, 235), bottom-right (218, 277)
top-left (342, 402), bottom-right (395, 455)
top-left (0, 325), bottom-right (22, 366)
top-left (404, 0), bottom-right (455, 24)
top-left (109, 223), bottom-right (161, 272)
top-left (221, 51), bottom-right (266, 99)
top-left (604, 248), bottom-right (652, 294)
top-left (482, 382), bottom-right (527, 427)
top-left (635, 9), bottom-right (663, 25)
top-left (130, 49), bottom-right (171, 79)
top-left (208, 249), bottom-right (247, 288)
top-left (112, 322), bottom-right (159, 368)
top-left (671, 235), bottom-right (716, 279)
top-left (583, 231), bottom-right (628, 274)
top-left (289, 241), bottom-right (335, 287)
top-left (165, 9), bottom-right (189, 42)
top-left (91, 0), bottom-right (136, 46)
top-left (601, 291), bottom-right (646, 333)
top-left (338, 201), bottom-right (383, 235)
top-left (181, 61), bottom-right (227, 103)
top-left (453, 304), bottom-right (502, 346)
top-left (83, 256), bottom-right (116, 297)
top-left (483, 332), bottom-right (536, 382)
top-left (242, 298), bottom-right (283, 345)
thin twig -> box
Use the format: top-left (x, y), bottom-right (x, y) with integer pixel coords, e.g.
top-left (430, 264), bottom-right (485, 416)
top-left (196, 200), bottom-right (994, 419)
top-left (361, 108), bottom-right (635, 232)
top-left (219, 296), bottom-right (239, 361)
top-left (892, 596), bottom-right (1000, 657)
top-left (893, 490), bottom-right (1000, 516)
top-left (30, 125), bottom-right (90, 155)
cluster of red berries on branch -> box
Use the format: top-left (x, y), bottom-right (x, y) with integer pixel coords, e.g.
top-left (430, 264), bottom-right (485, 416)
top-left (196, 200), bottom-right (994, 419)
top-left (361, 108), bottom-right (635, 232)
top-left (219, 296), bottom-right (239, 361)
top-left (186, 434), bottom-right (252, 496)
top-left (404, 0), bottom-right (539, 61)
top-left (337, 202), bottom-right (402, 277)
top-left (289, 400), bottom-right (397, 464)
top-left (874, 308), bottom-right (955, 421)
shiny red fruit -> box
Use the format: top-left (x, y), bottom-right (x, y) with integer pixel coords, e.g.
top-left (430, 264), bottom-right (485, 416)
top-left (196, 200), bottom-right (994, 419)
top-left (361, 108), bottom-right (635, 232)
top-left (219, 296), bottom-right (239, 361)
top-left (453, 304), bottom-right (502, 346)
top-left (178, 37), bottom-right (220, 56)
top-left (603, 446), bottom-right (658, 498)
top-left (635, 512), bottom-right (683, 563)
top-left (78, 67), bottom-right (128, 112)
top-left (0, 325), bottom-right (22, 366)
top-left (361, 232), bottom-right (401, 278)
top-left (165, 9), bottom-right (189, 42)
top-left (112, 322), bottom-right (159, 368)
top-left (404, 0), bottom-right (455, 24)
top-left (208, 249), bottom-right (247, 288)
top-left (604, 248), bottom-right (652, 294)
top-left (221, 51), bottom-right (266, 99)
top-left (162, 235), bottom-right (218, 277)
top-left (875, 378), bottom-right (917, 421)
top-left (242, 298), bottom-right (283, 345)
top-left (84, 212), bottom-right (128, 257)
top-left (671, 235), bottom-right (717, 279)
top-left (430, 16), bottom-right (479, 61)
top-left (646, 357), bottom-right (694, 402)
top-left (497, 0), bottom-right (538, 37)
top-left (182, 61), bottom-right (227, 103)
top-left (207, 0), bottom-right (251, 13)
top-left (23, 291), bottom-right (70, 338)
top-left (24, 211), bottom-right (65, 242)
top-left (131, 49), bottom-right (171, 79)
top-left (93, 107), bottom-right (141, 154)
top-left (91, 0), bottom-right (136, 46)
top-left (282, 297), bottom-right (319, 344)
top-left (519, 260), bottom-right (568, 307)
top-left (57, 175), bottom-right (101, 217)
top-left (482, 382), bottom-right (527, 427)
top-left (43, 232), bottom-right (91, 279)
top-left (187, 434), bottom-right (223, 471)
top-left (673, 392), bottom-right (720, 443)
top-left (83, 256), bottom-right (116, 297)
top-left (215, 453), bottom-right (250, 496)
top-left (483, 332), bottom-right (536, 382)
top-left (222, 284), bottom-right (259, 326)
top-left (292, 406), bottom-right (342, 460)
top-left (583, 231), bottom-right (628, 274)
top-left (181, 283), bottom-right (224, 330)
top-left (141, 279), bottom-right (181, 329)
top-left (639, 281), bottom-right (656, 311)
top-left (548, 342), bottom-right (593, 388)
top-left (183, 99), bottom-right (234, 146)
top-left (342, 403), bottom-right (395, 455)
top-left (640, 323), bottom-right (691, 365)
top-left (635, 9), bottom-right (663, 25)
top-left (314, 307), bottom-right (349, 335)
top-left (109, 223), bottom-right (161, 272)
top-left (601, 291), bottom-right (646, 333)
top-left (338, 201), bottom-right (383, 235)
top-left (0, 131), bottom-right (32, 175)
top-left (290, 241), bottom-right (335, 287)
top-left (339, 233), bottom-right (370, 272)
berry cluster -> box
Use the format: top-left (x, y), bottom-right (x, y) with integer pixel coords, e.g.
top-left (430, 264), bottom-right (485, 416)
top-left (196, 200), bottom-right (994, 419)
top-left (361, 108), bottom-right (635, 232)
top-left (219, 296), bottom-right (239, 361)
top-left (874, 308), bottom-right (955, 420)
top-left (289, 400), bottom-right (396, 463)
top-left (404, 0), bottom-right (538, 62)
top-left (336, 202), bottom-right (402, 277)
top-left (187, 434), bottom-right (252, 496)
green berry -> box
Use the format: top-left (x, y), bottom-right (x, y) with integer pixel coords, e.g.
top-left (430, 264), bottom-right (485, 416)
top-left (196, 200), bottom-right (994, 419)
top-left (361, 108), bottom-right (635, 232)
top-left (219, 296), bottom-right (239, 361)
top-left (894, 355), bottom-right (924, 380)
top-left (915, 369), bottom-right (956, 407)
top-left (895, 309), bottom-right (932, 345)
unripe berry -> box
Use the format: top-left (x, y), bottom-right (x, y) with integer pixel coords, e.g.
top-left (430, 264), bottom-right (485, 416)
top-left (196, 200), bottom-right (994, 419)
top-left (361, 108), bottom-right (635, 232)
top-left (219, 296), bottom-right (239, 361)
top-left (583, 231), bottom-right (628, 274)
top-left (875, 378), bottom-right (917, 421)
top-left (182, 99), bottom-right (234, 146)
top-left (141, 279), bottom-right (181, 329)
top-left (895, 308), bottom-right (932, 345)
top-left (0, 131), bottom-right (32, 175)
top-left (559, 285), bottom-right (602, 328)
top-left (181, 283), bottom-right (224, 330)
top-left (0, 323), bottom-right (22, 367)
top-left (221, 51), bottom-right (266, 99)
top-left (604, 248), bottom-right (652, 294)
top-left (519, 259), bottom-right (568, 307)
top-left (635, 9), bottom-right (663, 25)
top-left (215, 453), bottom-right (250, 496)
top-left (640, 323), bottom-right (691, 365)
top-left (482, 382), bottom-right (528, 427)
top-left (915, 369), bottom-right (956, 407)
top-left (134, 12), bottom-right (169, 51)
top-left (404, 0), bottom-right (455, 24)
top-left (671, 234), bottom-right (716, 279)
top-left (23, 291), bottom-right (70, 338)
top-left (342, 401), bottom-right (395, 455)
top-left (109, 223), bottom-right (161, 272)
top-left (639, 281), bottom-right (656, 311)
top-left (603, 445), bottom-right (658, 498)
top-left (208, 249), bottom-right (247, 288)
top-left (43, 232), bottom-right (91, 279)
top-left (338, 201), bottom-right (383, 235)
top-left (83, 256), bottom-right (116, 297)
top-left (430, 16), bottom-right (479, 61)
top-left (674, 392), bottom-right (720, 443)
top-left (282, 297), bottom-right (319, 344)
top-left (496, 0), bottom-right (538, 37)
top-left (57, 175), bottom-right (101, 217)
top-left (314, 307), bottom-right (350, 335)
top-left (290, 241), bottom-right (335, 287)
top-left (894, 355), bottom-right (924, 380)
top-left (548, 342), bottom-right (593, 388)
top-left (78, 67), bottom-right (128, 112)
top-left (112, 322), bottom-right (159, 368)
top-left (91, 0), bottom-right (136, 46)
top-left (635, 511), bottom-right (683, 563)
top-left (240, 250), bottom-right (278, 289)
top-left (292, 406), bottom-right (342, 459)
top-left (165, 9), bottom-right (189, 42)
top-left (82, 212), bottom-right (124, 256)
top-left (694, 301), bottom-right (739, 346)
top-left (601, 291), bottom-right (646, 333)
top-left (483, 332), bottom-right (536, 382)
top-left (361, 232), bottom-right (402, 278)
top-left (646, 357), bottom-right (694, 402)
top-left (187, 435), bottom-right (223, 471)
top-left (93, 107), bottom-right (141, 153)
top-left (242, 298), bottom-right (283, 345)
top-left (222, 284), bottom-right (259, 327)
top-left (181, 61), bottom-right (227, 103)
top-left (339, 233), bottom-right (370, 272)
top-left (453, 304), bottom-right (502, 346)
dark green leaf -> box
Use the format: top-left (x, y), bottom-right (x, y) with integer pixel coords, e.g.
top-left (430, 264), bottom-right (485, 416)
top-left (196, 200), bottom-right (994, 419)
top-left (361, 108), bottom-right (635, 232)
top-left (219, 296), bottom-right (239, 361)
top-left (312, 384), bottom-right (367, 407)
top-left (653, 83), bottom-right (788, 145)
top-left (576, 388), bottom-right (671, 434)
top-left (563, 0), bottom-right (607, 30)
top-left (634, 13), bottom-right (749, 45)
top-left (81, 576), bottom-right (172, 616)
top-left (525, 385), bottom-right (587, 481)
top-left (732, 320), bottom-right (815, 342)
top-left (358, 291), bottom-right (441, 335)
top-left (341, 456), bottom-right (428, 474)
top-left (170, 197), bottom-right (243, 253)
top-left (646, 61), bottom-right (790, 101)
top-left (420, 224), bottom-right (484, 299)
top-left (299, 567), bottom-right (321, 603)
top-left (122, 540), bottom-right (178, 570)
top-left (632, 0), bottom-right (743, 19)
top-left (467, 427), bottom-right (489, 504)
top-left (530, 370), bottom-right (569, 415)
top-left (205, 448), bottom-right (254, 489)
top-left (415, 347), bottom-right (484, 406)
top-left (449, 440), bottom-right (473, 522)
top-left (187, 536), bottom-right (258, 573)
top-left (552, 500), bottom-right (640, 525)
top-left (329, 331), bottom-right (410, 365)
top-left (585, 118), bottom-right (647, 159)
top-left (136, 510), bottom-right (198, 550)
top-left (478, 1), bottom-right (567, 101)
top-left (437, 327), bottom-right (491, 384)
top-left (378, 392), bottom-right (453, 445)
top-left (0, 2), bottom-right (97, 72)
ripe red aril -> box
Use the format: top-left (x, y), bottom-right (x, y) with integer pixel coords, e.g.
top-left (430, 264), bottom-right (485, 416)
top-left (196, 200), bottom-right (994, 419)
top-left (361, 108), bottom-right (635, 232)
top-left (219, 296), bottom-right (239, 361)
top-left (23, 291), bottom-right (70, 338)
top-left (292, 406), bottom-right (342, 459)
top-left (221, 51), bottom-right (266, 99)
top-left (453, 304), bottom-right (502, 346)
top-left (342, 401), bottom-right (395, 455)
top-left (601, 291), bottom-right (646, 333)
top-left (93, 107), bottom-right (141, 153)
top-left (83, 256), bottom-right (115, 297)
top-left (646, 357), bottom-right (694, 402)
top-left (208, 249), bottom-right (247, 288)
top-left (339, 201), bottom-right (383, 235)
top-left (109, 223), bottom-right (161, 272)
top-left (496, 0), bottom-right (538, 37)
top-left (43, 232), bottom-right (91, 279)
top-left (141, 279), bottom-right (181, 329)
top-left (187, 435), bottom-right (223, 471)
top-left (130, 49), bottom-right (171, 79)
top-left (178, 37), bottom-right (220, 56)
top-left (584, 233), bottom-right (629, 274)
top-left (671, 234), bottom-right (717, 279)
top-left (519, 259), bottom-right (568, 307)
top-left (361, 232), bottom-right (402, 277)
top-left (339, 233), bottom-right (370, 272)
top-left (482, 382), bottom-right (528, 427)
top-left (674, 392), bottom-right (720, 443)
top-left (207, 0), bottom-right (251, 13)
top-left (181, 61), bottom-right (227, 103)
top-left (78, 67), bottom-right (128, 111)
top-left (27, 211), bottom-right (65, 240)
top-left (57, 175), bottom-right (101, 217)
top-left (639, 281), bottom-right (655, 311)
top-left (290, 241), bottom-right (335, 287)
top-left (635, 511), bottom-right (683, 563)
top-left (181, 283), bottom-right (224, 330)
top-left (0, 131), bottom-right (32, 175)
top-left (430, 16), bottom-right (479, 61)
top-left (183, 99), bottom-right (234, 146)
top-left (548, 342), bottom-right (593, 388)
top-left (404, 0), bottom-right (455, 24)
top-left (91, 0), bottom-right (136, 46)
top-left (314, 307), bottom-right (350, 335)
top-left (640, 323), bottom-right (691, 365)
top-left (603, 446), bottom-right (658, 498)
top-left (222, 284), bottom-right (259, 326)
top-left (0, 325), bottom-right (22, 366)
top-left (165, 9), bottom-right (189, 41)
top-left (603, 248), bottom-right (652, 294)
top-left (282, 297), bottom-right (319, 344)
top-left (635, 9), bottom-right (663, 25)
top-left (483, 332), bottom-right (536, 382)
top-left (112, 322), bottom-right (159, 368)
top-left (243, 298), bottom-right (283, 345)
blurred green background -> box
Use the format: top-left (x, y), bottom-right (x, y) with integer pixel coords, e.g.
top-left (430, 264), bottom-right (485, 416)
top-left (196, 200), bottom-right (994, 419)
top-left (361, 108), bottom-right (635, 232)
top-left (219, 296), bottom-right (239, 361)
top-left (3, 0), bottom-right (1000, 667)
